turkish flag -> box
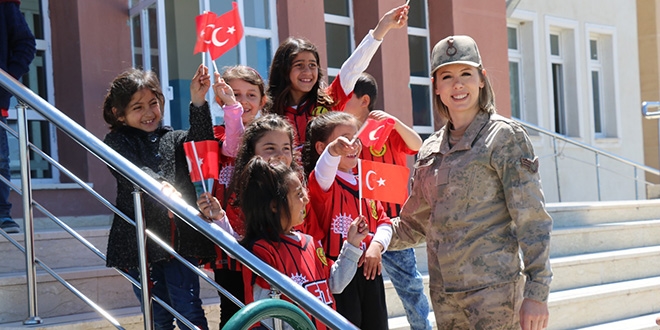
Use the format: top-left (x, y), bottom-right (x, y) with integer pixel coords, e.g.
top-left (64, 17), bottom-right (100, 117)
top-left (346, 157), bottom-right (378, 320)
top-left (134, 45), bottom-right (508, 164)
top-left (356, 118), bottom-right (395, 150)
top-left (360, 159), bottom-right (410, 205)
top-left (183, 141), bottom-right (220, 182)
top-left (208, 3), bottom-right (244, 60)
top-left (194, 11), bottom-right (217, 54)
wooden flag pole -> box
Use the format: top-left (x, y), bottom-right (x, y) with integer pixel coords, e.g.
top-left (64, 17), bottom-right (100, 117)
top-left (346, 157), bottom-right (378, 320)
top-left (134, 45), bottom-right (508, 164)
top-left (358, 159), bottom-right (363, 218)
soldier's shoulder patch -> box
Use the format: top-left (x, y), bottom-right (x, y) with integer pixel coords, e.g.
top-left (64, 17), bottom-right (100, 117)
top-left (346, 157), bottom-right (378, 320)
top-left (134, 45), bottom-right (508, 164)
top-left (316, 246), bottom-right (328, 266)
top-left (520, 156), bottom-right (539, 174)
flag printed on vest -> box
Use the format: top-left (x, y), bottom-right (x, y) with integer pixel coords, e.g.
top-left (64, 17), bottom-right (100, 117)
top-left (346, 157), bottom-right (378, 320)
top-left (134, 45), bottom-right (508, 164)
top-left (360, 159), bottom-right (409, 204)
top-left (193, 3), bottom-right (244, 60)
top-left (183, 140), bottom-right (220, 182)
top-left (356, 118), bottom-right (395, 150)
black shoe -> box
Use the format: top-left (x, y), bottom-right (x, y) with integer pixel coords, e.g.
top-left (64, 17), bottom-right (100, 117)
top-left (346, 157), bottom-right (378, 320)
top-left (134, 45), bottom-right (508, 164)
top-left (0, 218), bottom-right (20, 234)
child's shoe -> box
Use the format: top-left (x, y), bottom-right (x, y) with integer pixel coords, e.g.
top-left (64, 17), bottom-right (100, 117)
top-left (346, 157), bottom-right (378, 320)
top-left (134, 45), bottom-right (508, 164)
top-left (0, 218), bottom-right (20, 234)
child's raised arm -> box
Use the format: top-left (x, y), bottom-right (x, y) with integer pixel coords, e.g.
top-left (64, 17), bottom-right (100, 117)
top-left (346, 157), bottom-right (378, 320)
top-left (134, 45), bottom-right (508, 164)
top-left (190, 64), bottom-right (211, 107)
top-left (213, 76), bottom-right (245, 158)
top-left (372, 4), bottom-right (409, 40)
top-left (332, 4), bottom-right (409, 108)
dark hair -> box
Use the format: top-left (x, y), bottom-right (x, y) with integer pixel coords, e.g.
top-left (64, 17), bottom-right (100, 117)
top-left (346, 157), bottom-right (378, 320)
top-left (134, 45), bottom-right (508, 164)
top-left (268, 37), bottom-right (333, 116)
top-left (227, 114), bottom-right (300, 206)
top-left (302, 111), bottom-right (360, 176)
top-left (102, 69), bottom-right (164, 130)
top-left (238, 156), bottom-right (300, 245)
top-left (432, 66), bottom-right (496, 123)
top-left (353, 73), bottom-right (378, 111)
top-left (222, 65), bottom-right (271, 112)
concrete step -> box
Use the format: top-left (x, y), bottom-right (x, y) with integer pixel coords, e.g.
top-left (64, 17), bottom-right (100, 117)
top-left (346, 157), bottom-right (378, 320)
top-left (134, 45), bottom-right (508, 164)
top-left (550, 245), bottom-right (660, 291)
top-left (547, 199), bottom-right (660, 228)
top-left (576, 313), bottom-right (660, 330)
top-left (550, 219), bottom-right (660, 257)
top-left (0, 265), bottom-right (219, 324)
top-left (0, 297), bottom-right (221, 330)
top-left (1, 226), bottom-right (110, 274)
top-left (548, 276), bottom-right (660, 329)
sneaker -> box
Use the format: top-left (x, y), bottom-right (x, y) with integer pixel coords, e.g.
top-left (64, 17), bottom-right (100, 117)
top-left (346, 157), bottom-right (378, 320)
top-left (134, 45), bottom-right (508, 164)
top-left (0, 218), bottom-right (20, 234)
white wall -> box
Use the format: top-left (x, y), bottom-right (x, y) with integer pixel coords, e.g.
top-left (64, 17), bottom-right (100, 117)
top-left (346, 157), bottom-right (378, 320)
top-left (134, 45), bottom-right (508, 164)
top-left (509, 0), bottom-right (645, 202)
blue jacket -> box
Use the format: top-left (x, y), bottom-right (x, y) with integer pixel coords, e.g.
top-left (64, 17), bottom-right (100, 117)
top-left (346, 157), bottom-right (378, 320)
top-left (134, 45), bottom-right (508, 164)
top-left (0, 0), bottom-right (36, 110)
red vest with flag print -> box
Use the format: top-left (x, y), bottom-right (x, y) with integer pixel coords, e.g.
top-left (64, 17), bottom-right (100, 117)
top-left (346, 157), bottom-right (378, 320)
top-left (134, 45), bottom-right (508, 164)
top-left (285, 74), bottom-right (351, 146)
top-left (306, 172), bottom-right (391, 260)
top-left (243, 233), bottom-right (335, 330)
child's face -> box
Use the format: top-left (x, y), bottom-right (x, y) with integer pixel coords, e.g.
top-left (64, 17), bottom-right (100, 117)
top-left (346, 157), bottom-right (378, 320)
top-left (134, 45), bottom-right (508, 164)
top-left (117, 88), bottom-right (162, 132)
top-left (254, 130), bottom-right (293, 167)
top-left (434, 63), bottom-right (484, 117)
top-left (288, 51), bottom-right (318, 103)
top-left (328, 123), bottom-right (361, 173)
top-left (227, 79), bottom-right (266, 126)
top-left (281, 173), bottom-right (308, 232)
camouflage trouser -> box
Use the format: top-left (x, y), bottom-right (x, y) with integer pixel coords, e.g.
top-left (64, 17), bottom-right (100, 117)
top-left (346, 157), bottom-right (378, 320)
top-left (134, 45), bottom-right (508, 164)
top-left (431, 275), bottom-right (525, 330)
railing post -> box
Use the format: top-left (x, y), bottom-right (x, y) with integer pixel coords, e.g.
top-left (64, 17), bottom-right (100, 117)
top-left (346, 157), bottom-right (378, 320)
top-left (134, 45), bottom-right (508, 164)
top-left (133, 187), bottom-right (153, 330)
top-left (552, 137), bottom-right (562, 202)
top-left (17, 102), bottom-right (42, 325)
top-left (269, 288), bottom-right (284, 330)
top-left (595, 153), bottom-right (602, 201)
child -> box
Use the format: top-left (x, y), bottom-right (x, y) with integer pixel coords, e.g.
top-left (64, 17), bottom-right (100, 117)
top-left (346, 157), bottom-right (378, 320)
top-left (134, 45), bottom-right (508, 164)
top-left (102, 65), bottom-right (216, 330)
top-left (199, 110), bottom-right (298, 328)
top-left (302, 111), bottom-right (392, 329)
top-left (267, 4), bottom-right (409, 145)
top-left (237, 156), bottom-right (367, 330)
top-left (343, 73), bottom-right (431, 329)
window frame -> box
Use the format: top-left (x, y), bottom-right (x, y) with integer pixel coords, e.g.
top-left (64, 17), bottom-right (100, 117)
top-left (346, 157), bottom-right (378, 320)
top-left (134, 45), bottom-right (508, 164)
top-left (324, 0), bottom-right (354, 79)
top-left (407, 1), bottom-right (433, 135)
top-left (585, 23), bottom-right (620, 141)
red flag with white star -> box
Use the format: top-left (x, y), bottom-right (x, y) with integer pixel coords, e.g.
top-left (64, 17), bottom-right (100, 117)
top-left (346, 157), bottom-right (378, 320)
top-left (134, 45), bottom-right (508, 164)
top-left (356, 118), bottom-right (395, 150)
top-left (183, 141), bottom-right (220, 182)
top-left (359, 159), bottom-right (409, 204)
top-left (207, 2), bottom-right (244, 60)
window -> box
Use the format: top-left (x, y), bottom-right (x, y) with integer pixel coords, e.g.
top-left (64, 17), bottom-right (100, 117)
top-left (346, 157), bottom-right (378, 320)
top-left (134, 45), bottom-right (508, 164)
top-left (508, 26), bottom-right (522, 119)
top-left (8, 0), bottom-right (57, 182)
top-left (210, 0), bottom-right (278, 80)
top-left (324, 0), bottom-right (354, 81)
top-left (546, 19), bottom-right (580, 137)
top-left (586, 25), bottom-right (617, 139)
top-left (407, 0), bottom-right (433, 134)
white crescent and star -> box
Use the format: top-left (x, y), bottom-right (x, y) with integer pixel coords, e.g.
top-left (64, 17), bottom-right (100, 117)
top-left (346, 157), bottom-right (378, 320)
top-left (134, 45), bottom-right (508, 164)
top-left (368, 125), bottom-right (385, 141)
top-left (365, 170), bottom-right (386, 191)
top-left (202, 24), bottom-right (238, 47)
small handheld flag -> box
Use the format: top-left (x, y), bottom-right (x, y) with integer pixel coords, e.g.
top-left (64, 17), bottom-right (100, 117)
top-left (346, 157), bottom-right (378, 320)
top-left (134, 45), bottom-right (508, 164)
top-left (183, 141), bottom-right (220, 197)
top-left (194, 3), bottom-right (244, 61)
top-left (356, 118), bottom-right (395, 150)
top-left (359, 159), bottom-right (409, 205)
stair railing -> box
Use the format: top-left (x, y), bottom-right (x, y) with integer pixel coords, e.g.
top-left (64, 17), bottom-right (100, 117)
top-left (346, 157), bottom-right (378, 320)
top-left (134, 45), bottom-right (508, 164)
top-left (514, 119), bottom-right (660, 202)
top-left (0, 69), bottom-right (358, 329)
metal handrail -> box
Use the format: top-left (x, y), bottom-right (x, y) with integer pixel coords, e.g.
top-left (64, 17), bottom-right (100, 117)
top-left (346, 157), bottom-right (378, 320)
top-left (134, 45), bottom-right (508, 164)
top-left (642, 101), bottom-right (660, 119)
top-left (514, 118), bottom-right (660, 201)
top-left (0, 69), bottom-right (359, 329)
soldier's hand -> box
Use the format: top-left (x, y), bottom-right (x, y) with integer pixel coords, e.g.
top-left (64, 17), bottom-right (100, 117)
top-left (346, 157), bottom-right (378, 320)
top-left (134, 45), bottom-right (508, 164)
top-left (519, 298), bottom-right (549, 330)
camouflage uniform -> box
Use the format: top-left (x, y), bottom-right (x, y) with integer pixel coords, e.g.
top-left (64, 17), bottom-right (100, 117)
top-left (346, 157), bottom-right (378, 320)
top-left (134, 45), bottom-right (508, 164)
top-left (390, 111), bottom-right (553, 329)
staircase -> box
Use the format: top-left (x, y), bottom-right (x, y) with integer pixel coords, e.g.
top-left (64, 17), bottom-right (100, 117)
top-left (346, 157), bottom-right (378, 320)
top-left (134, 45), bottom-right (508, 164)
top-left (1, 200), bottom-right (660, 330)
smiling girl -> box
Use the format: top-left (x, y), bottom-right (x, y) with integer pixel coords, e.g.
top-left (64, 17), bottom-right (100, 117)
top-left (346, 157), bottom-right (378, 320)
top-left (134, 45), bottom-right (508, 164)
top-left (102, 65), bottom-right (216, 330)
top-left (267, 4), bottom-right (409, 145)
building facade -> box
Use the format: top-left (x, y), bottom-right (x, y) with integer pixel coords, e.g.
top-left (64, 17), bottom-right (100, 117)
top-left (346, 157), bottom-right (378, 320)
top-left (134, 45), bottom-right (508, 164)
top-left (8, 0), bottom-right (512, 219)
